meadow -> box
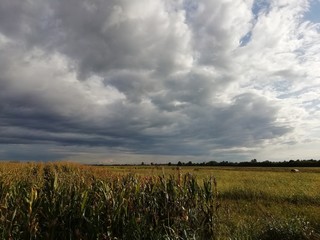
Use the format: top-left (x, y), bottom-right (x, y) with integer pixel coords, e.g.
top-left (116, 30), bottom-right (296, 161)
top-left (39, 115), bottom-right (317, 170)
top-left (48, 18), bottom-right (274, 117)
top-left (0, 162), bottom-right (319, 239)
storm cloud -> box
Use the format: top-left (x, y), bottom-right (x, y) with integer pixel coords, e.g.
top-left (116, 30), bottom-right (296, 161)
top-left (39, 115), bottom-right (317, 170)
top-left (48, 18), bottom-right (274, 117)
top-left (0, 0), bottom-right (319, 163)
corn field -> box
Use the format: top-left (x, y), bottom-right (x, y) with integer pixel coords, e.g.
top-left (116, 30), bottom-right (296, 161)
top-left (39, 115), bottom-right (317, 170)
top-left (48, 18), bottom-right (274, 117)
top-left (0, 162), bottom-right (319, 239)
top-left (0, 163), bottom-right (219, 239)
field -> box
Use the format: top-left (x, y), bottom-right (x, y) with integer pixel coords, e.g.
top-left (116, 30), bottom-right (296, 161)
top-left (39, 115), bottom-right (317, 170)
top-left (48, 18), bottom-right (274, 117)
top-left (0, 162), bottom-right (319, 239)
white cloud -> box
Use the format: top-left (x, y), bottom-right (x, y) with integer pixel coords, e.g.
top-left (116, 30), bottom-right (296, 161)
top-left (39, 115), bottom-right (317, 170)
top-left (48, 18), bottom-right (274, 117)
top-left (0, 0), bottom-right (319, 162)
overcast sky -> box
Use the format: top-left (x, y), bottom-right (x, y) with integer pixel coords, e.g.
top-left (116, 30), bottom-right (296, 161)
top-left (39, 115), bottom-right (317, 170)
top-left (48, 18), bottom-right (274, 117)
top-left (0, 0), bottom-right (319, 164)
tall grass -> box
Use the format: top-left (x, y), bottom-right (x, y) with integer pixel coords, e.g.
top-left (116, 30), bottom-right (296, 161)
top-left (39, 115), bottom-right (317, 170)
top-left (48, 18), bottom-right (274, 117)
top-left (0, 163), bottom-right (218, 239)
top-left (0, 163), bottom-right (319, 239)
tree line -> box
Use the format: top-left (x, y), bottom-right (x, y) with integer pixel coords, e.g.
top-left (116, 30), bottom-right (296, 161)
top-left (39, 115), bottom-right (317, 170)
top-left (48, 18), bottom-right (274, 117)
top-left (173, 159), bottom-right (320, 167)
top-left (92, 159), bottom-right (320, 167)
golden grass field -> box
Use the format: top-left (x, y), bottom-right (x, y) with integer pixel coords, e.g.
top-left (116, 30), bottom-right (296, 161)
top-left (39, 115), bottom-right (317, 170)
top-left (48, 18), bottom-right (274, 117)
top-left (104, 165), bottom-right (320, 236)
top-left (0, 162), bottom-right (319, 239)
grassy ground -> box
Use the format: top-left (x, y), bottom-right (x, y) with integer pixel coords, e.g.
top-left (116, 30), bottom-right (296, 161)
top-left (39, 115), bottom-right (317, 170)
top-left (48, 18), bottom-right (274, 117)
top-left (101, 165), bottom-right (320, 237)
top-left (0, 162), bottom-right (319, 239)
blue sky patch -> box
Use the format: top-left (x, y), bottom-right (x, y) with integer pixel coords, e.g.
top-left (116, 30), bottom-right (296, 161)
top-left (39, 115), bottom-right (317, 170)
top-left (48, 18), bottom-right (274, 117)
top-left (304, 0), bottom-right (320, 23)
top-left (252, 0), bottom-right (271, 19)
top-left (239, 31), bottom-right (252, 47)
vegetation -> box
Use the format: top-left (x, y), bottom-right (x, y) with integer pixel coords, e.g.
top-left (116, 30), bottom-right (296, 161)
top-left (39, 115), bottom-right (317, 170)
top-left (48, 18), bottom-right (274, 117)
top-left (0, 162), bottom-right (319, 239)
top-left (171, 159), bottom-right (320, 167)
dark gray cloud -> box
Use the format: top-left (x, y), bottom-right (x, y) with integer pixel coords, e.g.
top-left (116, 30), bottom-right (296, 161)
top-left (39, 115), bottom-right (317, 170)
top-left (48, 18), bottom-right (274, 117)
top-left (0, 0), bottom-right (318, 162)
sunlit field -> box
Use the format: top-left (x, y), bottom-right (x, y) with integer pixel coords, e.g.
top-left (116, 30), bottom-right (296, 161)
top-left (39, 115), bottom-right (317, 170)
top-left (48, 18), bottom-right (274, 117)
top-left (0, 162), bottom-right (319, 239)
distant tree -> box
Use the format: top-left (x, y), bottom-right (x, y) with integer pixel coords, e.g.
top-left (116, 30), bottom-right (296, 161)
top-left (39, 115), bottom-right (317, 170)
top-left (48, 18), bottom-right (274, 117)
top-left (206, 161), bottom-right (218, 166)
top-left (168, 162), bottom-right (172, 166)
top-left (177, 161), bottom-right (182, 166)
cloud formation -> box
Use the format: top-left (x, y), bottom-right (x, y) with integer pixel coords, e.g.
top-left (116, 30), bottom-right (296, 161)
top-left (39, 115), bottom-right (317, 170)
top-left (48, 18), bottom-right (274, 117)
top-left (0, 0), bottom-right (319, 163)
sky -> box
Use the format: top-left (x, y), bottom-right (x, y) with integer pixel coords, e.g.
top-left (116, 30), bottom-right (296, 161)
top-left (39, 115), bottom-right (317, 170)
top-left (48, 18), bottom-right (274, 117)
top-left (0, 0), bottom-right (319, 164)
